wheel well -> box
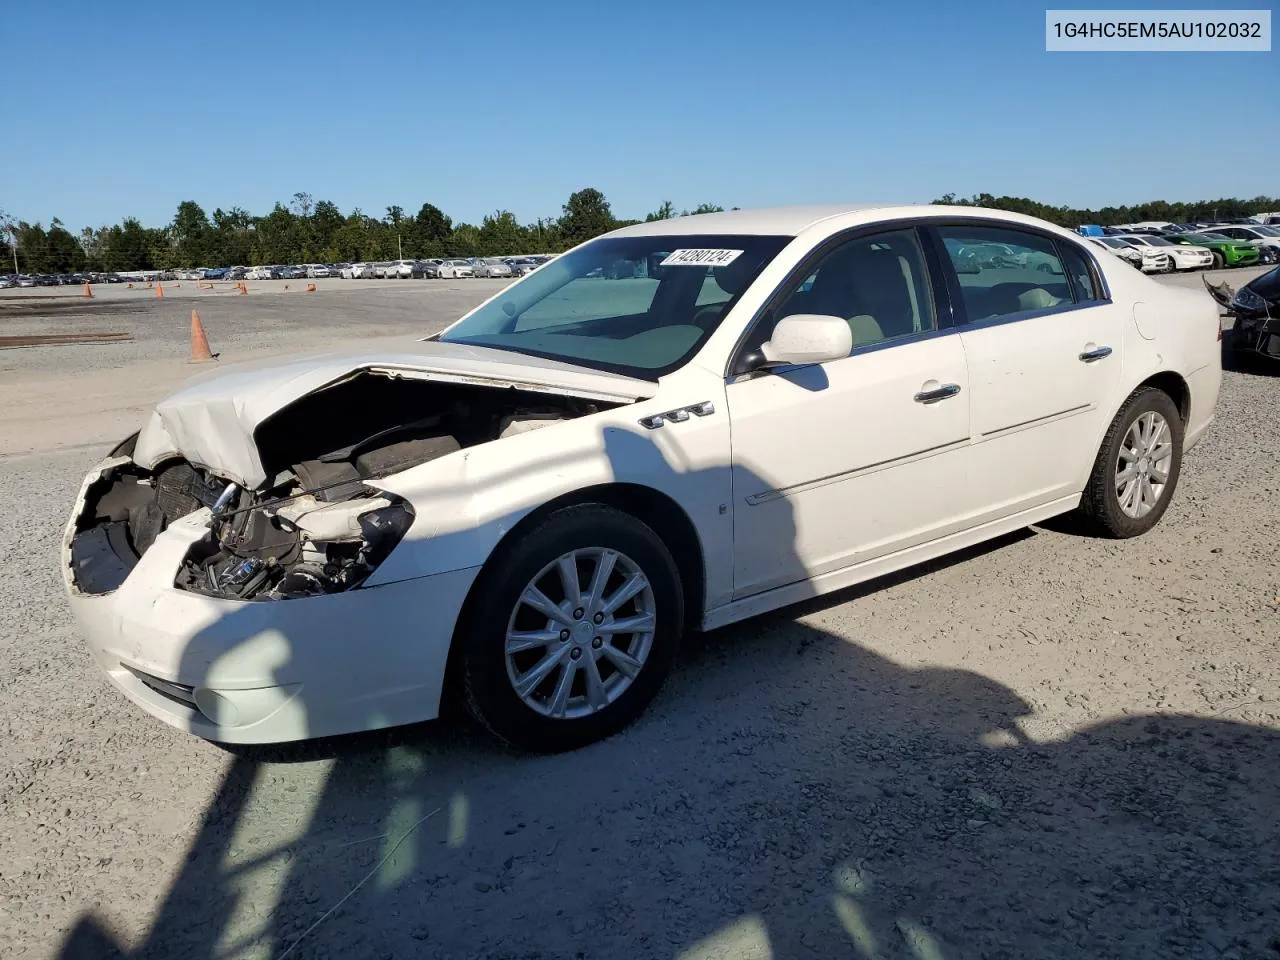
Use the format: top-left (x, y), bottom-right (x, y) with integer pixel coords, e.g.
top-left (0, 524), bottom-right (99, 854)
top-left (443, 484), bottom-right (708, 706)
top-left (1137, 371), bottom-right (1190, 423)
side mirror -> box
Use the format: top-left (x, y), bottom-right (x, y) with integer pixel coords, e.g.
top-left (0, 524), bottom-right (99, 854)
top-left (760, 314), bottom-right (852, 366)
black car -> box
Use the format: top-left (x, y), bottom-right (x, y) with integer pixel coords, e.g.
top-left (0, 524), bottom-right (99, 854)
top-left (1206, 267), bottom-right (1280, 361)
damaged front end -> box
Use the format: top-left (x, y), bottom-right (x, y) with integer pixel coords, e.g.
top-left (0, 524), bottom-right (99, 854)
top-left (67, 370), bottom-right (616, 601)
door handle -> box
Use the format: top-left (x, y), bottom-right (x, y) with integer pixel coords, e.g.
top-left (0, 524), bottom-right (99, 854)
top-left (1079, 345), bottom-right (1113, 362)
top-left (914, 383), bottom-right (962, 404)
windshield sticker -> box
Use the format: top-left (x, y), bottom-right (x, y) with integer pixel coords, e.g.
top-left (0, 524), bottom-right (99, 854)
top-left (659, 248), bottom-right (744, 267)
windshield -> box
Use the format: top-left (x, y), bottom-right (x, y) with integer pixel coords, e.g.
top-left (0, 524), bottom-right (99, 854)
top-left (1254, 226), bottom-right (1280, 237)
top-left (437, 233), bottom-right (790, 378)
top-left (1098, 238), bottom-right (1128, 248)
top-left (1139, 236), bottom-right (1173, 246)
top-left (1195, 233), bottom-right (1231, 242)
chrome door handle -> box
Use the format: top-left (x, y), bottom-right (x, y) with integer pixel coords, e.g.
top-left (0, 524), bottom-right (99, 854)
top-left (1079, 345), bottom-right (1113, 362)
top-left (914, 383), bottom-right (962, 404)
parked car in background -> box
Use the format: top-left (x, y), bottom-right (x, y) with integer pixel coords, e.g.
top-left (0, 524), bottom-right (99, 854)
top-left (1208, 225), bottom-right (1280, 255)
top-left (245, 265), bottom-right (276, 280)
top-left (421, 259), bottom-right (445, 278)
top-left (305, 264), bottom-right (332, 279)
top-left (1167, 233), bottom-right (1261, 269)
top-left (473, 258), bottom-right (514, 278)
top-left (1086, 237), bottom-right (1144, 270)
top-left (16, 275), bottom-right (37, 287)
top-left (383, 259), bottom-right (423, 279)
top-left (1113, 235), bottom-right (1213, 272)
top-left (340, 262), bottom-right (376, 279)
top-left (437, 259), bottom-right (475, 278)
top-left (505, 258), bottom-right (542, 276)
top-left (1093, 236), bottom-right (1169, 273)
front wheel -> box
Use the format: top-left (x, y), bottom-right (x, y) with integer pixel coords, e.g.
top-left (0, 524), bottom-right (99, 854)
top-left (1210, 251), bottom-right (1225, 269)
top-left (1077, 387), bottom-right (1183, 538)
top-left (459, 504), bottom-right (684, 751)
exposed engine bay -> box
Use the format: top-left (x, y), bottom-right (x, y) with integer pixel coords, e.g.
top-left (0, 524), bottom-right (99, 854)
top-left (68, 372), bottom-right (613, 601)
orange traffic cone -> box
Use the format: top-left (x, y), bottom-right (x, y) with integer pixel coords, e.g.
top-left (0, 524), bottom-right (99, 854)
top-left (83, 282), bottom-right (93, 298)
top-left (155, 282), bottom-right (165, 298)
top-left (127, 282), bottom-right (134, 289)
top-left (189, 309), bottom-right (216, 363)
top-left (305, 282), bottom-right (317, 293)
top-left (238, 281), bottom-right (247, 295)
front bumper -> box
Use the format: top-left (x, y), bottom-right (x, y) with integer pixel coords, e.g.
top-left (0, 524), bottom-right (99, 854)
top-left (64, 482), bottom-right (479, 744)
top-left (1140, 255), bottom-right (1171, 273)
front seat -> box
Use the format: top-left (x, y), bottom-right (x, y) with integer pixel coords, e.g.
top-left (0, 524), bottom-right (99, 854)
top-left (805, 244), bottom-right (919, 346)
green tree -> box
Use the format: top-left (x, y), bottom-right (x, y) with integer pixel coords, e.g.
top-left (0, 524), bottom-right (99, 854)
top-left (478, 210), bottom-right (526, 255)
top-left (558, 188), bottom-right (615, 249)
top-left (171, 201), bottom-right (212, 266)
top-left (405, 202), bottom-right (453, 258)
top-left (646, 200), bottom-right (676, 222)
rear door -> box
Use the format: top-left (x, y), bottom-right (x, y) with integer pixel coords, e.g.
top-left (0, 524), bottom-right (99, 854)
top-left (932, 223), bottom-right (1124, 524)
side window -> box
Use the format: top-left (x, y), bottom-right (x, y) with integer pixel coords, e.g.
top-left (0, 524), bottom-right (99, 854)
top-left (938, 225), bottom-right (1071, 322)
top-left (772, 228), bottom-right (936, 351)
top-left (1060, 243), bottom-right (1103, 301)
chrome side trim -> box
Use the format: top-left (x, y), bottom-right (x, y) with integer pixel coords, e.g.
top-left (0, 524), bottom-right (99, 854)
top-left (978, 403), bottom-right (1094, 441)
top-left (745, 437), bottom-right (969, 505)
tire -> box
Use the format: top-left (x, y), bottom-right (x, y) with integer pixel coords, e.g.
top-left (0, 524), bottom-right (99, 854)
top-left (1210, 251), bottom-right (1224, 269)
top-left (458, 503), bottom-right (684, 751)
top-left (1077, 387), bottom-right (1183, 539)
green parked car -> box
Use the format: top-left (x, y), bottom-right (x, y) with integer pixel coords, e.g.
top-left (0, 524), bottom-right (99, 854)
top-left (1166, 232), bottom-right (1261, 269)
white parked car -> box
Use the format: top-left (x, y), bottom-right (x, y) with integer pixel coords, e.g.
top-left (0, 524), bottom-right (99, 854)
top-left (385, 259), bottom-right (424, 279)
top-left (1085, 237), bottom-right (1144, 270)
top-left (305, 264), bottom-right (332, 279)
top-left (1113, 234), bottom-right (1212, 272)
top-left (1093, 237), bottom-right (1170, 274)
top-left (341, 262), bottom-right (378, 279)
top-left (245, 266), bottom-right (276, 280)
top-left (437, 259), bottom-right (475, 278)
top-left (63, 205), bottom-right (1221, 750)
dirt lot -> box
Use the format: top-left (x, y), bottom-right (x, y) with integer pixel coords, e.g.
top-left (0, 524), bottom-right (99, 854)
top-left (1, 270), bottom-right (1278, 960)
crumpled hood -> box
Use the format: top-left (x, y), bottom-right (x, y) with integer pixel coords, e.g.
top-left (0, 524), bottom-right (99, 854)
top-left (132, 337), bottom-right (656, 487)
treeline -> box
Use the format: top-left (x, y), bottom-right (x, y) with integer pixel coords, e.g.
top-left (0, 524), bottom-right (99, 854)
top-left (0, 190), bottom-right (727, 275)
top-left (6, 188), bottom-right (1277, 275)
top-left (933, 192), bottom-right (1280, 228)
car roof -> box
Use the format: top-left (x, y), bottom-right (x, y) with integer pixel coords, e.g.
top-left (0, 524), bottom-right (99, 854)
top-left (606, 204), bottom-right (1087, 240)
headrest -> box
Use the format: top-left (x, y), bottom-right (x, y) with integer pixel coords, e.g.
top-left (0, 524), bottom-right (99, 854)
top-left (711, 256), bottom-right (755, 296)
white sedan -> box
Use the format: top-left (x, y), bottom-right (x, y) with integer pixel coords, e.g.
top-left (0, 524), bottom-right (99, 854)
top-left (437, 259), bottom-right (475, 278)
top-left (63, 205), bottom-right (1221, 750)
top-left (1113, 234), bottom-right (1214, 272)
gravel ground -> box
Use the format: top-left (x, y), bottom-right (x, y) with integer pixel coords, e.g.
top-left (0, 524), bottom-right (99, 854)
top-left (2, 270), bottom-right (1278, 960)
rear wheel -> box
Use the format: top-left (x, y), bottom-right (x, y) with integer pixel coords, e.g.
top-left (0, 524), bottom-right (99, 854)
top-left (459, 504), bottom-right (684, 751)
top-left (1077, 387), bottom-right (1183, 538)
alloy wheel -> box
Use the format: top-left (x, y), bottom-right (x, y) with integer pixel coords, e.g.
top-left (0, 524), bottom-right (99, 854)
top-left (1115, 411), bottom-right (1173, 519)
top-left (504, 548), bottom-right (656, 719)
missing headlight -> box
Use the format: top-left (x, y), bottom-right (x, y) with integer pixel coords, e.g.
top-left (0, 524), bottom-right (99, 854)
top-left (175, 493), bottom-right (415, 601)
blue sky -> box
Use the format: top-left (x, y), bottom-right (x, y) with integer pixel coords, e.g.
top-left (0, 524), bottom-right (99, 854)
top-left (4, 0), bottom-right (1276, 230)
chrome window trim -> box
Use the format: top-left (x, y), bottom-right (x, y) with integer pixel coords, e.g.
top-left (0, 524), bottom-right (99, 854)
top-left (955, 298), bottom-right (1107, 334)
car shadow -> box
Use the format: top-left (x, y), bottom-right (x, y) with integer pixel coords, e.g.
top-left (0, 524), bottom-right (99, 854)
top-left (55, 424), bottom-right (1280, 960)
